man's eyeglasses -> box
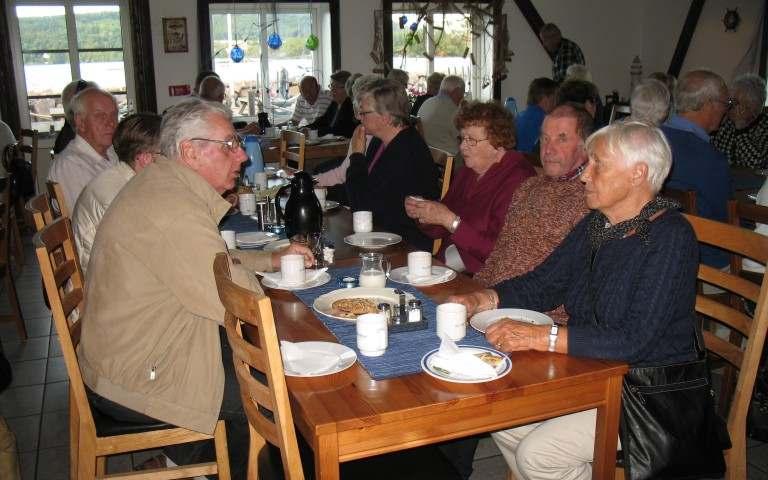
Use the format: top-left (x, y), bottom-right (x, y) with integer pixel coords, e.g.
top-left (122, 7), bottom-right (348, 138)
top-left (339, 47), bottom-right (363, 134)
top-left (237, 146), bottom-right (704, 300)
top-left (457, 136), bottom-right (490, 147)
top-left (356, 110), bottom-right (376, 117)
top-left (715, 98), bottom-right (739, 109)
top-left (189, 134), bottom-right (244, 152)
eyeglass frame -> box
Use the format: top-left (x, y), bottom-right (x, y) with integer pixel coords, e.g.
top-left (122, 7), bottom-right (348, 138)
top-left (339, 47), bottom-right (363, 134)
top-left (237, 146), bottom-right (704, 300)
top-left (457, 135), bottom-right (490, 147)
top-left (714, 97), bottom-right (739, 109)
top-left (188, 134), bottom-right (244, 152)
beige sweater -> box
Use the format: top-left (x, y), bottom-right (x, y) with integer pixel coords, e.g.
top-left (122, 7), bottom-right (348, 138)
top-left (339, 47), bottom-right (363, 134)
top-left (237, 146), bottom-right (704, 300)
top-left (78, 157), bottom-right (274, 434)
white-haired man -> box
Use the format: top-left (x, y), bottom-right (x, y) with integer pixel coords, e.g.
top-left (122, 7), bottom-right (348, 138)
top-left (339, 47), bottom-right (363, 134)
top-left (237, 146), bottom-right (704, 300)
top-left (630, 78), bottom-right (671, 126)
top-left (661, 69), bottom-right (732, 269)
top-left (77, 98), bottom-right (313, 477)
top-left (48, 87), bottom-right (119, 211)
top-left (417, 75), bottom-right (465, 155)
top-left (713, 73), bottom-right (768, 170)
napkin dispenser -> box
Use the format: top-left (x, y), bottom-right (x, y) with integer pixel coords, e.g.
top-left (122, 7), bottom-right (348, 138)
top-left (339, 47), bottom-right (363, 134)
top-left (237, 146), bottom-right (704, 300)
top-left (384, 290), bottom-right (428, 333)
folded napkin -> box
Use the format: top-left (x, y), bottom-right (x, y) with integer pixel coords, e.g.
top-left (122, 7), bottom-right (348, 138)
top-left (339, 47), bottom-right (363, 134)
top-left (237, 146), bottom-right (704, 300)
top-left (258, 268), bottom-right (327, 288)
top-left (280, 341), bottom-right (340, 375)
top-left (430, 334), bottom-right (498, 380)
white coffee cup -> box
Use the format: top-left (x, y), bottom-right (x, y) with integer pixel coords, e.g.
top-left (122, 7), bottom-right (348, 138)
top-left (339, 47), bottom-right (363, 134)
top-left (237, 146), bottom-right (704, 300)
top-left (239, 193), bottom-right (257, 215)
top-left (353, 210), bottom-right (373, 233)
top-left (280, 254), bottom-right (305, 285)
top-left (221, 230), bottom-right (236, 249)
top-left (314, 187), bottom-right (327, 209)
top-left (356, 313), bottom-right (388, 357)
top-left (254, 172), bottom-right (268, 190)
top-left (308, 129), bottom-right (319, 141)
top-left (407, 251), bottom-right (432, 279)
top-left (436, 303), bottom-right (467, 341)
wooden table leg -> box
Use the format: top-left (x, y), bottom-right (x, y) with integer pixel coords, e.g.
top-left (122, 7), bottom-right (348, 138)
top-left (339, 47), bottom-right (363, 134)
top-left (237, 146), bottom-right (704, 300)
top-left (592, 374), bottom-right (623, 479)
top-left (315, 433), bottom-right (340, 480)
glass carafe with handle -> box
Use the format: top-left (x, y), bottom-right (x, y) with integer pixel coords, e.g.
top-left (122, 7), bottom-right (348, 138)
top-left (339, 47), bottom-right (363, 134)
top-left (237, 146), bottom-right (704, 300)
top-left (359, 252), bottom-right (389, 288)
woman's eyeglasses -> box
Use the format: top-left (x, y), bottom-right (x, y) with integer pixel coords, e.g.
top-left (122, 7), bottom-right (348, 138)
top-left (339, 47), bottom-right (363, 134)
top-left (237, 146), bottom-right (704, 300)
top-left (457, 136), bottom-right (489, 147)
top-left (189, 134), bottom-right (244, 153)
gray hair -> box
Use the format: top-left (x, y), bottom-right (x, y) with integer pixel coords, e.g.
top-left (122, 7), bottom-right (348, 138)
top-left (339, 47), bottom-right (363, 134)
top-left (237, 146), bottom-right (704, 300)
top-left (630, 79), bottom-right (670, 126)
top-left (387, 69), bottom-right (410, 89)
top-left (426, 72), bottom-right (446, 92)
top-left (585, 120), bottom-right (672, 194)
top-left (350, 74), bottom-right (381, 98)
top-left (70, 87), bottom-right (117, 119)
top-left (439, 75), bottom-right (466, 95)
top-left (675, 70), bottom-right (727, 113)
top-left (62, 80), bottom-right (97, 123)
top-left (354, 78), bottom-right (410, 127)
top-left (731, 73), bottom-right (767, 119)
top-left (345, 73), bottom-right (363, 97)
top-left (565, 64), bottom-right (591, 82)
top-left (198, 75), bottom-right (226, 102)
top-left (159, 98), bottom-right (232, 160)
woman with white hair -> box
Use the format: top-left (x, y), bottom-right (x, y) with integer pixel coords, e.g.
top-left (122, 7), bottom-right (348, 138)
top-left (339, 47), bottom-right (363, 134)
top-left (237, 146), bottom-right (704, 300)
top-left (630, 78), bottom-right (670, 126)
top-left (449, 121), bottom-right (702, 479)
top-left (712, 73), bottom-right (768, 169)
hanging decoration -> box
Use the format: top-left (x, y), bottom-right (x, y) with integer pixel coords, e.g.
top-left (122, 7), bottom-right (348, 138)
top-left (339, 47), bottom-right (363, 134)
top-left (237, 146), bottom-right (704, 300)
top-left (230, 44), bottom-right (245, 62)
top-left (722, 8), bottom-right (741, 32)
top-left (399, 15), bottom-right (408, 29)
top-left (267, 1), bottom-right (282, 49)
top-left (305, 0), bottom-right (319, 50)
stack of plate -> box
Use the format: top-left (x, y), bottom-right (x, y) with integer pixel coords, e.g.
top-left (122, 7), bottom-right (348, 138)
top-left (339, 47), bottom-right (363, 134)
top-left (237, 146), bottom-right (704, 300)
top-left (235, 231), bottom-right (279, 248)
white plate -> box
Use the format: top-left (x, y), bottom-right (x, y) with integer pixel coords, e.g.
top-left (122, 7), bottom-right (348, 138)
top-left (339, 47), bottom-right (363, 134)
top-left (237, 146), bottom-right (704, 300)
top-left (262, 238), bottom-right (291, 252)
top-left (313, 287), bottom-right (415, 321)
top-left (388, 266), bottom-right (456, 286)
top-left (421, 346), bottom-right (511, 383)
top-left (236, 231), bottom-right (278, 246)
top-left (344, 232), bottom-right (402, 249)
top-left (322, 200), bottom-right (341, 212)
top-left (470, 309), bottom-right (553, 334)
top-left (261, 271), bottom-right (330, 291)
top-left (282, 341), bottom-right (357, 377)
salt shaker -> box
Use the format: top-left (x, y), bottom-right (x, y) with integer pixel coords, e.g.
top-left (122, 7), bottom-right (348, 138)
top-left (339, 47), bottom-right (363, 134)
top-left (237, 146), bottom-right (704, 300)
top-left (378, 303), bottom-right (392, 324)
top-left (407, 299), bottom-right (422, 323)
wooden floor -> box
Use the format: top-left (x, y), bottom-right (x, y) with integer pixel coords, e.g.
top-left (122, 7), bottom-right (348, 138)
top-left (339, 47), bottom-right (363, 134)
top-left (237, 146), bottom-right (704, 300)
top-left (1, 235), bottom-right (767, 479)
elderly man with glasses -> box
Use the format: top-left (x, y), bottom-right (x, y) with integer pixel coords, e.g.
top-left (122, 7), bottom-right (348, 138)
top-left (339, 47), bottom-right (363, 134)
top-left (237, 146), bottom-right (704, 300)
top-left (305, 70), bottom-right (357, 138)
top-left (712, 73), bottom-right (768, 170)
top-left (77, 98), bottom-right (313, 478)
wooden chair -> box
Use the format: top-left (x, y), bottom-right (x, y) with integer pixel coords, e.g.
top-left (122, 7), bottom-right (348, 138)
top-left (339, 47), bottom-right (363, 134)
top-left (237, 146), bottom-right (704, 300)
top-left (46, 180), bottom-right (70, 218)
top-left (0, 166), bottom-right (25, 339)
top-left (682, 213), bottom-right (768, 479)
top-left (18, 128), bottom-right (39, 194)
top-left (34, 217), bottom-right (231, 480)
top-left (279, 130), bottom-right (306, 171)
top-left (428, 146), bottom-right (455, 255)
top-left (213, 252), bottom-right (304, 480)
top-left (25, 192), bottom-right (55, 232)
top-left (662, 187), bottom-right (697, 214)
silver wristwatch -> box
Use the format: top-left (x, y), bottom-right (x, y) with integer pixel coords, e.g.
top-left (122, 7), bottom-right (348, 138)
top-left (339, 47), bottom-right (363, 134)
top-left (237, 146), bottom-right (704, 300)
top-left (449, 216), bottom-right (461, 233)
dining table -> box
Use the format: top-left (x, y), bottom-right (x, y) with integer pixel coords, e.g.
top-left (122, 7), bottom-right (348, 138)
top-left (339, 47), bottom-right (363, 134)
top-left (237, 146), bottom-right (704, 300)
top-left (230, 207), bottom-right (628, 479)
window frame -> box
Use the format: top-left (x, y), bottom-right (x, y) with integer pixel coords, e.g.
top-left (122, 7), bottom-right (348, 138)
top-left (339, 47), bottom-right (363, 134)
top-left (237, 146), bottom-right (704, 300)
top-left (383, 0), bottom-right (500, 101)
top-left (8, 0), bottom-right (135, 130)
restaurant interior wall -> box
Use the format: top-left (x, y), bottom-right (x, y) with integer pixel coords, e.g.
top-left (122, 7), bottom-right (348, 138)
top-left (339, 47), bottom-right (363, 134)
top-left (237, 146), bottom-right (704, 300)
top-left (145, 0), bottom-right (764, 114)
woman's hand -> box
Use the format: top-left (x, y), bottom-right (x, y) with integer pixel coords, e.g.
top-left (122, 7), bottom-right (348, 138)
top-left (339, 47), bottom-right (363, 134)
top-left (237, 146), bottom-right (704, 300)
top-left (404, 197), bottom-right (455, 230)
top-left (486, 321), bottom-right (552, 353)
top-left (271, 243), bottom-right (315, 269)
top-left (446, 289), bottom-right (498, 317)
top-left (350, 125), bottom-right (367, 154)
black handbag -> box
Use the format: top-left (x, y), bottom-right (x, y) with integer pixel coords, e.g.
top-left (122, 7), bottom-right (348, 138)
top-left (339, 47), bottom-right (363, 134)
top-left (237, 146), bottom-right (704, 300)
top-left (619, 330), bottom-right (731, 480)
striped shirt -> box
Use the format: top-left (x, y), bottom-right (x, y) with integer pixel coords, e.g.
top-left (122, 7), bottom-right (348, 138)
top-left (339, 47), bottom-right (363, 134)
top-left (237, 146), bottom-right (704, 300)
top-left (291, 90), bottom-right (332, 124)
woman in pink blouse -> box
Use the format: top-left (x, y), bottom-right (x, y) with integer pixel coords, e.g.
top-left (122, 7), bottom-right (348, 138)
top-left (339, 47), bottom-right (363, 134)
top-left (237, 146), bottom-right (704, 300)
top-left (405, 101), bottom-right (536, 273)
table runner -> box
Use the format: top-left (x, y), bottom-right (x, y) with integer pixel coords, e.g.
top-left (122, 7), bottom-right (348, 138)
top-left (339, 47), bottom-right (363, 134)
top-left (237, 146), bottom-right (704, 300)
top-left (291, 266), bottom-right (490, 380)
top-left (219, 212), bottom-right (261, 234)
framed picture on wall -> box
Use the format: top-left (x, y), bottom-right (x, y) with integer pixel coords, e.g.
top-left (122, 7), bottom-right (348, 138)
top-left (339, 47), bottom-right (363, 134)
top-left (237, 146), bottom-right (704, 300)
top-left (163, 17), bottom-right (188, 53)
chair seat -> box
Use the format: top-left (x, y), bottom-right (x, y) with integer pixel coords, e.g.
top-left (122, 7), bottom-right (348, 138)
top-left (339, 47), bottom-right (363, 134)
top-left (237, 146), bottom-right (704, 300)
top-left (92, 403), bottom-right (175, 437)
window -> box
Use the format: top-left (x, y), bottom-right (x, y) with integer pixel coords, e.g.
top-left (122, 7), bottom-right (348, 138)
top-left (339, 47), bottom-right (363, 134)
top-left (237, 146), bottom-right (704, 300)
top-left (210, 2), bottom-right (333, 125)
top-left (389, 2), bottom-right (494, 102)
top-left (9, 0), bottom-right (134, 132)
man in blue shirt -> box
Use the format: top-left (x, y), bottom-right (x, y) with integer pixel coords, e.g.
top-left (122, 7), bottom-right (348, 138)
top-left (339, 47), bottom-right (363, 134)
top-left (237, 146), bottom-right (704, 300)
top-left (516, 77), bottom-right (558, 154)
top-left (661, 69), bottom-right (732, 268)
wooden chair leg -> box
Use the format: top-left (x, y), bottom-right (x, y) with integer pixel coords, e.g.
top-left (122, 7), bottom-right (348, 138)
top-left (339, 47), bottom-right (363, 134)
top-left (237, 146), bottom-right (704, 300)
top-left (70, 389), bottom-right (80, 480)
top-left (77, 426), bottom-right (97, 480)
top-left (214, 420), bottom-right (231, 480)
top-left (3, 268), bottom-right (26, 340)
top-left (10, 210), bottom-right (23, 269)
top-left (248, 424), bottom-right (265, 480)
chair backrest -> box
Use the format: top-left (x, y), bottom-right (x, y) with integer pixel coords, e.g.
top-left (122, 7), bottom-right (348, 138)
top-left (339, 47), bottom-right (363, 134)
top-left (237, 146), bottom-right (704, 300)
top-left (609, 104), bottom-right (632, 124)
top-left (19, 129), bottom-right (39, 193)
top-left (213, 253), bottom-right (304, 479)
top-left (727, 199), bottom-right (768, 280)
top-left (684, 213), bottom-right (768, 478)
top-left (33, 217), bottom-right (94, 430)
top-left (662, 187), bottom-right (697, 214)
top-left (46, 180), bottom-right (70, 218)
top-left (428, 146), bottom-right (455, 255)
top-left (279, 130), bottom-right (306, 171)
top-left (26, 192), bottom-right (55, 232)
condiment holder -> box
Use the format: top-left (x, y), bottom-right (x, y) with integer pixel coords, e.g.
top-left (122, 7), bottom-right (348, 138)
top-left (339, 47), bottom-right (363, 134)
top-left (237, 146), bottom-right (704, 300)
top-left (381, 289), bottom-right (428, 333)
